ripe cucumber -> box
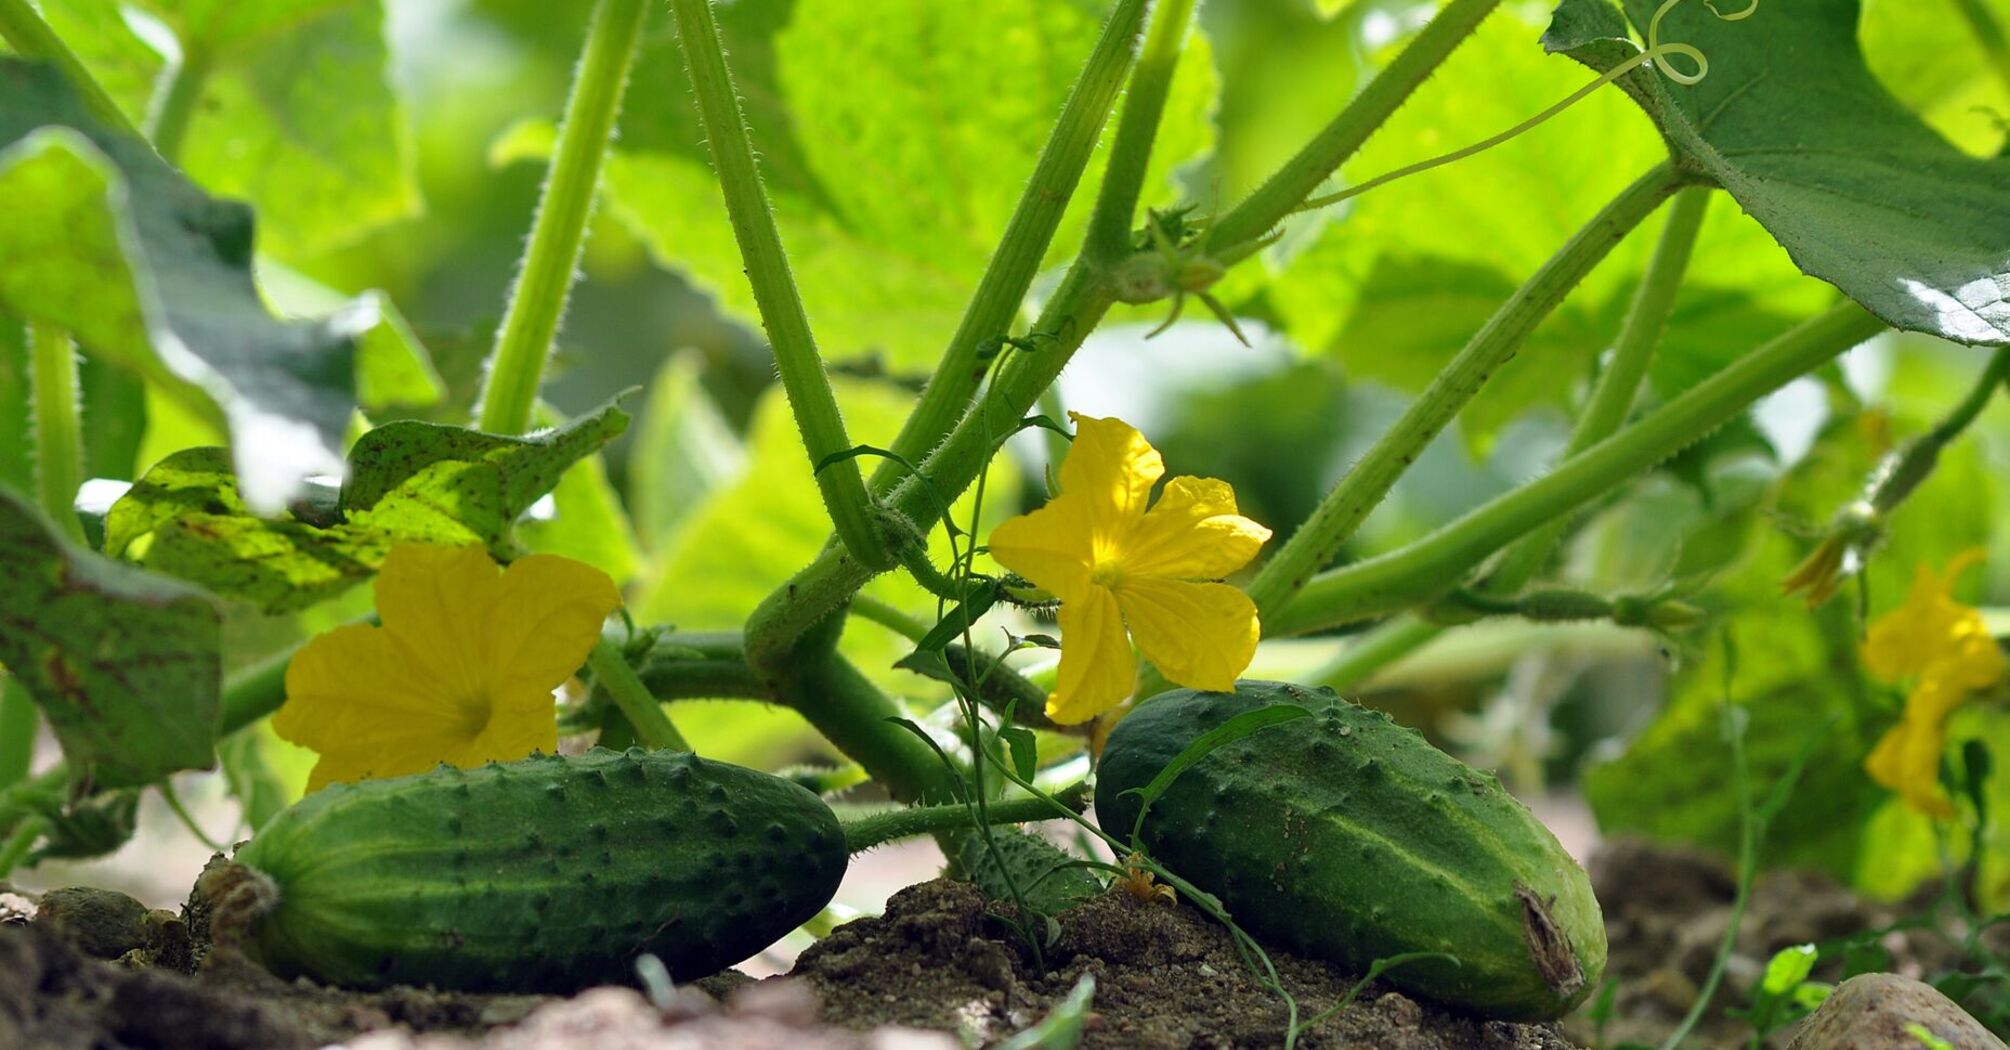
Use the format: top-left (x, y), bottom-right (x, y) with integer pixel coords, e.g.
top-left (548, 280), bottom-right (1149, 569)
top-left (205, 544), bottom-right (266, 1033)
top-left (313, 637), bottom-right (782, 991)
top-left (221, 748), bottom-right (846, 992)
top-left (1095, 682), bottom-right (1605, 1020)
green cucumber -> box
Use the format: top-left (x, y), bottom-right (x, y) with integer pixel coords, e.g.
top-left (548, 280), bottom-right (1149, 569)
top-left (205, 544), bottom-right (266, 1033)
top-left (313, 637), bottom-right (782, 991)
top-left (219, 747), bottom-right (846, 992)
top-left (955, 826), bottom-right (1102, 915)
top-left (1095, 682), bottom-right (1605, 1020)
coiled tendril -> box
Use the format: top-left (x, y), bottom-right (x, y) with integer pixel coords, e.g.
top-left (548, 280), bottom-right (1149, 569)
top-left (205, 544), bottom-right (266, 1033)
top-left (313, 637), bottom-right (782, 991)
top-left (1292, 0), bottom-right (1759, 215)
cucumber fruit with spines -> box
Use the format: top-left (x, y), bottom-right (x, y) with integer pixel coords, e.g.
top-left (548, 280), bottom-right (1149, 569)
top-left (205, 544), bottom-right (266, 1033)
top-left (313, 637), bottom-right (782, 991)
top-left (219, 747), bottom-right (847, 992)
top-left (1094, 681), bottom-right (1606, 1021)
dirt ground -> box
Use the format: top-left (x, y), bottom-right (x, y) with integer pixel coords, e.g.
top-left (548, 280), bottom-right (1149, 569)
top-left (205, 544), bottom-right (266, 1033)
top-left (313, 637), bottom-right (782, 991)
top-left (1, 839), bottom-right (2001, 1049)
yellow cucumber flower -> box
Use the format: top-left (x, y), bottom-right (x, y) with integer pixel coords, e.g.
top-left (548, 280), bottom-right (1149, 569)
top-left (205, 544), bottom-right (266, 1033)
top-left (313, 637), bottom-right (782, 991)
top-left (274, 543), bottom-right (621, 792)
top-left (1860, 550), bottom-right (2005, 818)
top-left (988, 413), bottom-right (1271, 724)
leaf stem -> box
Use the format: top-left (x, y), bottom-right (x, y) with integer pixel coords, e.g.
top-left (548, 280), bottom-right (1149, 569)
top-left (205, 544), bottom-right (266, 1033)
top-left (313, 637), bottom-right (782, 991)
top-left (1244, 162), bottom-right (1684, 624)
top-left (587, 638), bottom-right (691, 752)
top-left (872, 0), bottom-right (1148, 489)
top-left (1202, 0), bottom-right (1503, 254)
top-left (1083, 0), bottom-right (1197, 264)
top-left (667, 0), bottom-right (891, 570)
top-left (1271, 304), bottom-right (1887, 634)
top-left (28, 322), bottom-right (86, 544)
top-left (0, 0), bottom-right (140, 137)
top-left (849, 594), bottom-right (932, 642)
top-left (476, 0), bottom-right (648, 437)
top-left (147, 46), bottom-right (211, 165)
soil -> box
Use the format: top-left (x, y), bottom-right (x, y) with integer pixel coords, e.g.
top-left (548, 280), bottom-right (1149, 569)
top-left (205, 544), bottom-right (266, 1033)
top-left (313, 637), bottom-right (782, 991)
top-left (2, 839), bottom-right (2000, 1049)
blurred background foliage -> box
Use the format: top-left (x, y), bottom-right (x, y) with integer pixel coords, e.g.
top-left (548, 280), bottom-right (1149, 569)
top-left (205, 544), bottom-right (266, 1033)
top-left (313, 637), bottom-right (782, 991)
top-left (6, 0), bottom-right (2009, 904)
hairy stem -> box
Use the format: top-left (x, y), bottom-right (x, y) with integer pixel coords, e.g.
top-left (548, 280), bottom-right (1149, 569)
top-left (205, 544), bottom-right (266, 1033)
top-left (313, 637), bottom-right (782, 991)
top-left (29, 321), bottom-right (86, 544)
top-left (477, 0), bottom-right (647, 436)
top-left (147, 47), bottom-right (210, 163)
top-left (1083, 0), bottom-right (1197, 263)
top-left (841, 784), bottom-right (1088, 854)
top-left (1203, 0), bottom-right (1503, 254)
top-left (785, 653), bottom-right (960, 805)
top-left (587, 638), bottom-right (691, 752)
top-left (633, 632), bottom-right (777, 702)
top-left (0, 0), bottom-right (140, 137)
top-left (668, 0), bottom-right (890, 570)
top-left (1487, 184), bottom-right (1712, 591)
top-left (872, 0), bottom-right (1149, 489)
top-left (1245, 163), bottom-right (1684, 624)
top-left (1272, 304), bottom-right (1887, 634)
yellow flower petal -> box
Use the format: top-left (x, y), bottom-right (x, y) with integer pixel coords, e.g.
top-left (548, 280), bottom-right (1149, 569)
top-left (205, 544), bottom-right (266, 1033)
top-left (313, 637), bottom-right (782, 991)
top-left (1864, 678), bottom-right (1964, 819)
top-left (1116, 577), bottom-right (1260, 694)
top-left (1863, 550), bottom-right (1990, 682)
top-left (1045, 586), bottom-right (1135, 725)
top-left (273, 544), bottom-right (618, 792)
top-left (1122, 476), bottom-right (1271, 580)
top-left (987, 496), bottom-right (1095, 600)
top-left (1060, 414), bottom-right (1161, 544)
top-left (483, 554), bottom-right (623, 694)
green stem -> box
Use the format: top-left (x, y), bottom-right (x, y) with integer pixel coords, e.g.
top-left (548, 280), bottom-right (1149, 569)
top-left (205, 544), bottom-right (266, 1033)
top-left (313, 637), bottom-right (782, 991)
top-left (849, 594), bottom-right (931, 642)
top-left (1245, 163), bottom-right (1684, 624)
top-left (0, 0), bottom-right (140, 138)
top-left (841, 785), bottom-right (1087, 854)
top-left (1487, 184), bottom-right (1712, 591)
top-left (1310, 618), bottom-right (1444, 693)
top-left (871, 0), bottom-right (1148, 490)
top-left (1083, 0), bottom-right (1197, 263)
top-left (147, 47), bottom-right (210, 163)
top-left (0, 815), bottom-right (44, 879)
top-left (668, 0), bottom-right (890, 571)
top-left (634, 632), bottom-right (776, 702)
top-left (1271, 304), bottom-right (1887, 635)
top-left (0, 676), bottom-right (35, 790)
top-left (29, 321), bottom-right (86, 544)
top-left (786, 653), bottom-right (960, 805)
top-left (476, 0), bottom-right (647, 437)
top-left (1949, 0), bottom-right (2010, 97)
top-left (1202, 0), bottom-right (1503, 254)
top-left (587, 638), bottom-right (690, 752)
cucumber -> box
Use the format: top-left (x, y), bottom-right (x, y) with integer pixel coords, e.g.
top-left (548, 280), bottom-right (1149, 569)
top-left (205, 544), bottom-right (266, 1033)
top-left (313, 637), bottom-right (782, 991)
top-left (1095, 682), bottom-right (1605, 1020)
top-left (954, 826), bottom-right (1102, 916)
top-left (221, 747), bottom-right (846, 992)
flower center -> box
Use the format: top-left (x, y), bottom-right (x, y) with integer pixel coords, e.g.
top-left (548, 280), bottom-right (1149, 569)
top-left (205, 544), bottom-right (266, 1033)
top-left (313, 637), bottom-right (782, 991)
top-left (1090, 558), bottom-right (1124, 588)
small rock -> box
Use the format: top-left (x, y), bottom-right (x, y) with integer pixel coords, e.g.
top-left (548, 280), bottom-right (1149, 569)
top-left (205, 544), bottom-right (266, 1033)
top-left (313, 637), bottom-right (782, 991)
top-left (1786, 972), bottom-right (2005, 1050)
top-left (34, 886), bottom-right (150, 960)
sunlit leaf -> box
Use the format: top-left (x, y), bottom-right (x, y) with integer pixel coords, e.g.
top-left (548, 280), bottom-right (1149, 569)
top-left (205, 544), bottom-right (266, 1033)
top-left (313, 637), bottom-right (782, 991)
top-left (0, 59), bottom-right (366, 513)
top-left (627, 349), bottom-right (744, 554)
top-left (0, 483), bottom-right (219, 787)
top-left (1545, 0), bottom-right (2010, 345)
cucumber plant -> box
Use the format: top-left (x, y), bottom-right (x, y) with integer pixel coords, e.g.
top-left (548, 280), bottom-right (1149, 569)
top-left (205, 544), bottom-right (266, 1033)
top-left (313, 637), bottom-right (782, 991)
top-left (0, 0), bottom-right (2006, 1038)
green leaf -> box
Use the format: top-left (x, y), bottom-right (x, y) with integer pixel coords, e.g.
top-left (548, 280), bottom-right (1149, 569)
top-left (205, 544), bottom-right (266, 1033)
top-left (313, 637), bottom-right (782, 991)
top-left (1545, 0), bottom-right (2010, 345)
top-left (577, 1), bottom-right (1216, 366)
top-left (102, 400), bottom-right (631, 611)
top-left (0, 59), bottom-right (364, 512)
top-left (45, 0), bottom-right (420, 258)
top-left (256, 260), bottom-right (444, 415)
top-left (0, 483), bottom-right (219, 787)
top-left (515, 406), bottom-right (641, 583)
top-left (627, 350), bottom-right (744, 554)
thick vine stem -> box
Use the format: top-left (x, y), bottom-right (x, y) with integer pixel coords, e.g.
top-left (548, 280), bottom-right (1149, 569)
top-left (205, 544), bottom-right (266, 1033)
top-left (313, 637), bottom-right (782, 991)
top-left (28, 322), bottom-right (86, 544)
top-left (871, 0), bottom-right (1149, 491)
top-left (1202, 0), bottom-right (1504, 255)
top-left (1271, 304), bottom-right (1887, 635)
top-left (586, 638), bottom-right (690, 752)
top-left (148, 48), bottom-right (210, 164)
top-left (0, 0), bottom-right (140, 138)
top-left (841, 784), bottom-right (1089, 854)
top-left (1244, 162), bottom-right (1687, 624)
top-left (668, 0), bottom-right (892, 570)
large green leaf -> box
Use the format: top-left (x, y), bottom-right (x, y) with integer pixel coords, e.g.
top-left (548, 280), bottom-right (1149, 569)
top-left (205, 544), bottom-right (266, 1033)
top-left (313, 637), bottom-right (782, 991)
top-left (42, 0), bottom-right (420, 258)
top-left (103, 400), bottom-right (631, 611)
top-left (0, 59), bottom-right (363, 513)
top-left (1544, 0), bottom-right (2010, 345)
top-left (551, 0), bottom-right (1215, 366)
top-left (0, 484), bottom-right (219, 787)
